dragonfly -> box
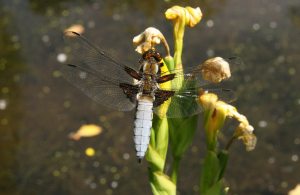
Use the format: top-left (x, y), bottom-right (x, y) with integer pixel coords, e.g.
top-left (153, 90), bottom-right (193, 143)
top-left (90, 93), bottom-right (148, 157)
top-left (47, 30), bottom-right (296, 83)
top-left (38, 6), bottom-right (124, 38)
top-left (61, 31), bottom-right (237, 162)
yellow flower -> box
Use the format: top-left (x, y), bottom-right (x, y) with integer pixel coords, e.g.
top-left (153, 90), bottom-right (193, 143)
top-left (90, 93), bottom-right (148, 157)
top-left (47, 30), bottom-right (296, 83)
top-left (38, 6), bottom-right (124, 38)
top-left (165, 6), bottom-right (202, 27)
top-left (165, 6), bottom-right (202, 68)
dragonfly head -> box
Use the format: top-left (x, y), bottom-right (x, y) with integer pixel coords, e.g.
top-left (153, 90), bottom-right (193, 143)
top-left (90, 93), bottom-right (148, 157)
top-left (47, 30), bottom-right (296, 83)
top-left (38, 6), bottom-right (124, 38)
top-left (140, 49), bottom-right (162, 63)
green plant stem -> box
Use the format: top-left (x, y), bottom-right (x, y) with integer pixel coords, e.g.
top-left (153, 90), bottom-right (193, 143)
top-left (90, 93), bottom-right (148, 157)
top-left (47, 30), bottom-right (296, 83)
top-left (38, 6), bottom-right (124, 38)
top-left (225, 136), bottom-right (237, 150)
top-left (170, 158), bottom-right (181, 184)
top-left (173, 18), bottom-right (185, 68)
top-left (154, 116), bottom-right (169, 167)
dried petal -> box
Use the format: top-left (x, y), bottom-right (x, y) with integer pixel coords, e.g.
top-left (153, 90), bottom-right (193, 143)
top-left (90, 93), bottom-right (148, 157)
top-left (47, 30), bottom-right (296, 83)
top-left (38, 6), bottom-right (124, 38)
top-left (133, 27), bottom-right (169, 54)
top-left (234, 123), bottom-right (257, 151)
top-left (201, 57), bottom-right (231, 83)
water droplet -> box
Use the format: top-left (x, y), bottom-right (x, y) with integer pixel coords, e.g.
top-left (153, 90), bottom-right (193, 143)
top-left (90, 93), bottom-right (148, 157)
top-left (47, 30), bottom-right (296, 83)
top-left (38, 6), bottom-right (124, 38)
top-left (13, 75), bottom-right (20, 82)
top-left (63, 101), bottom-right (71, 108)
top-left (42, 35), bottom-right (50, 43)
top-left (252, 23), bottom-right (260, 31)
top-left (2, 87), bottom-right (9, 94)
top-left (268, 157), bottom-right (275, 164)
top-left (99, 178), bottom-right (106, 185)
top-left (123, 153), bottom-right (130, 160)
top-left (42, 86), bottom-right (50, 94)
top-left (206, 19), bottom-right (214, 28)
top-left (57, 53), bottom-right (67, 63)
top-left (269, 21), bottom-right (277, 28)
top-left (106, 189), bottom-right (113, 195)
top-left (52, 170), bottom-right (60, 177)
top-left (280, 181), bottom-right (288, 188)
top-left (1, 118), bottom-right (8, 125)
top-left (90, 182), bottom-right (97, 189)
top-left (288, 68), bottom-right (296, 75)
top-left (111, 181), bottom-right (118, 189)
top-left (291, 154), bottom-right (298, 162)
top-left (112, 13), bottom-right (121, 21)
top-left (110, 166), bottom-right (117, 173)
top-left (62, 10), bottom-right (69, 17)
top-left (294, 138), bottom-right (300, 145)
top-left (11, 35), bottom-right (19, 42)
top-left (88, 21), bottom-right (95, 28)
top-left (258, 120), bottom-right (268, 128)
top-left (206, 49), bottom-right (214, 57)
top-left (114, 174), bottom-right (120, 180)
top-left (0, 99), bottom-right (7, 110)
top-left (60, 166), bottom-right (67, 173)
top-left (93, 161), bottom-right (100, 168)
top-left (52, 70), bottom-right (62, 78)
top-left (79, 71), bottom-right (87, 79)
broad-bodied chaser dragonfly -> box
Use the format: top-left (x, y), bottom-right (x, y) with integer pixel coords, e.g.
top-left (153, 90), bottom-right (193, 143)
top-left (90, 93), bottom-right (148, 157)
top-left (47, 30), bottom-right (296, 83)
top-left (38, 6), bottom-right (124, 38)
top-left (61, 31), bottom-right (237, 162)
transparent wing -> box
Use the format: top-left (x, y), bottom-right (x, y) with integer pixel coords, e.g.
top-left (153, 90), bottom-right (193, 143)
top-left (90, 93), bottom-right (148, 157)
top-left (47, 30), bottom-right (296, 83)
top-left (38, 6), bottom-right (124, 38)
top-left (63, 31), bottom-right (139, 83)
top-left (159, 56), bottom-right (243, 91)
top-left (61, 63), bottom-right (136, 111)
top-left (154, 88), bottom-right (236, 118)
top-left (61, 31), bottom-right (138, 111)
top-left (153, 90), bottom-right (201, 118)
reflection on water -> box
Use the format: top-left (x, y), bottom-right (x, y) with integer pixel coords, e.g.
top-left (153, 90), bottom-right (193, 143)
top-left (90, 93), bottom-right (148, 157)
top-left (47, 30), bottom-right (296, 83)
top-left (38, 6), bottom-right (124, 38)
top-left (0, 0), bottom-right (300, 194)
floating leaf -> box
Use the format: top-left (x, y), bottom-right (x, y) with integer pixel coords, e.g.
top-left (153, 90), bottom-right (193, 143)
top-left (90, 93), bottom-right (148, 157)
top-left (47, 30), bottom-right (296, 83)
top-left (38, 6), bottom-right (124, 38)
top-left (64, 24), bottom-right (85, 35)
top-left (69, 124), bottom-right (102, 141)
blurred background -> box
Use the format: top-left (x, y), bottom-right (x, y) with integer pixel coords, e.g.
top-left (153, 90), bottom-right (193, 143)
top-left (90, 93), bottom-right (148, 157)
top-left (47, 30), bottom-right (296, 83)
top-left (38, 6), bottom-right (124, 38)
top-left (0, 0), bottom-right (300, 194)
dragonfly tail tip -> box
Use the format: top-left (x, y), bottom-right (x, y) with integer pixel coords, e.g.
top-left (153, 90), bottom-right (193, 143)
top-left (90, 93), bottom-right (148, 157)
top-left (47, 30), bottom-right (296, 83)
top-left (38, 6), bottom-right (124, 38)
top-left (138, 158), bottom-right (142, 164)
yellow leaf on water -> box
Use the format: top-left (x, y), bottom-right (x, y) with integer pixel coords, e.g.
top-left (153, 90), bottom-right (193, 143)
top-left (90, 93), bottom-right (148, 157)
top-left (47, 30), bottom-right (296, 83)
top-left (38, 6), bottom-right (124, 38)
top-left (64, 24), bottom-right (85, 35)
top-left (289, 184), bottom-right (300, 195)
top-left (69, 124), bottom-right (102, 141)
top-left (85, 147), bottom-right (95, 157)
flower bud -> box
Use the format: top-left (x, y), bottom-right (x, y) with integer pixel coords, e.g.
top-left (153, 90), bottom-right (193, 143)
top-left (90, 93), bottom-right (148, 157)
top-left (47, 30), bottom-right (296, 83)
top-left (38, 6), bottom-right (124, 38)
top-left (201, 57), bottom-right (231, 83)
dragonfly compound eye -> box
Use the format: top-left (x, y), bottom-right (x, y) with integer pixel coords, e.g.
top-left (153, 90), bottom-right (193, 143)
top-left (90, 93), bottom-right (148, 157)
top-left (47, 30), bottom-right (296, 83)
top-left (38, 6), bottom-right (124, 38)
top-left (143, 50), bottom-right (162, 63)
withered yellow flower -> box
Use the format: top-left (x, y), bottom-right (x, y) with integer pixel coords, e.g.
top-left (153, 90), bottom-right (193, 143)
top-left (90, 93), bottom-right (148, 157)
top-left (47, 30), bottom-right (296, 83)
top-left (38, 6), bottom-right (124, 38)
top-left (165, 6), bottom-right (202, 27)
top-left (201, 57), bottom-right (231, 83)
top-left (69, 124), bottom-right (102, 140)
top-left (233, 121), bottom-right (256, 151)
top-left (133, 27), bottom-right (170, 55)
top-left (198, 91), bottom-right (218, 111)
top-left (199, 92), bottom-right (256, 151)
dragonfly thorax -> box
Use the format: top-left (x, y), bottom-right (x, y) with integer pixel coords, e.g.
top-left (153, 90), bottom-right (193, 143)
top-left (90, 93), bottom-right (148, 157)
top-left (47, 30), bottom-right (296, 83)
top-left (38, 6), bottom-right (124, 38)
top-left (141, 58), bottom-right (160, 76)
